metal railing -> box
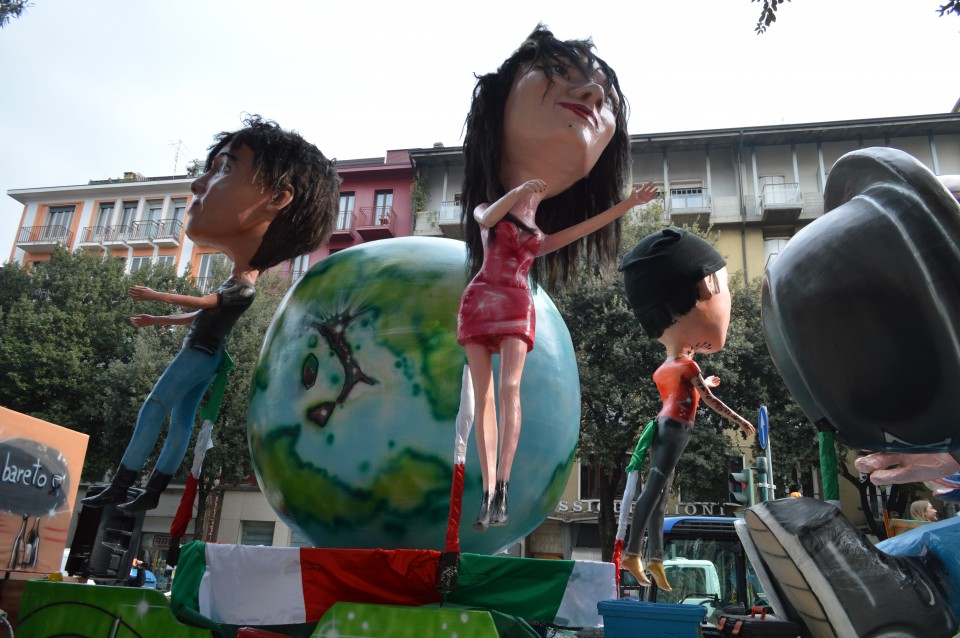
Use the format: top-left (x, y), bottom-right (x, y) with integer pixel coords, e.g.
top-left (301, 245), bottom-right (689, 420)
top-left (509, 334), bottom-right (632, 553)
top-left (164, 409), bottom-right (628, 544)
top-left (156, 218), bottom-right (183, 240)
top-left (438, 201), bottom-right (462, 224)
top-left (761, 183), bottom-right (802, 208)
top-left (80, 225), bottom-right (112, 243)
top-left (359, 206), bottom-right (397, 230)
top-left (668, 190), bottom-right (712, 212)
top-left (17, 225), bottom-right (73, 245)
top-left (129, 220), bottom-right (161, 241)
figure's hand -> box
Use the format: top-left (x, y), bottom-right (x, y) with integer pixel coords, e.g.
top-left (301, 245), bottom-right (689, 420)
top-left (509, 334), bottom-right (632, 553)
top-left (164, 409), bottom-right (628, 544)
top-left (703, 375), bottom-right (721, 388)
top-left (130, 314), bottom-right (156, 328)
top-left (129, 285), bottom-right (158, 301)
top-left (855, 451), bottom-right (960, 485)
top-left (738, 418), bottom-right (756, 436)
top-left (517, 179), bottom-right (547, 196)
top-left (625, 182), bottom-right (658, 207)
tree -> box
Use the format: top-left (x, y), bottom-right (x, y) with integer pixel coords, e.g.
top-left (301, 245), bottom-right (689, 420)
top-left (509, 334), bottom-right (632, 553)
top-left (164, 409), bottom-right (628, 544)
top-left (754, 0), bottom-right (959, 33)
top-left (0, 0), bottom-right (31, 29)
top-left (0, 250), bottom-right (196, 480)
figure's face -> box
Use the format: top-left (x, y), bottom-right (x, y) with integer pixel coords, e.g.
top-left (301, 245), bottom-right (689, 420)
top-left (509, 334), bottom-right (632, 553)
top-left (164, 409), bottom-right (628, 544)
top-left (500, 57), bottom-right (619, 195)
top-left (925, 503), bottom-right (939, 521)
top-left (659, 267), bottom-right (733, 355)
top-left (186, 142), bottom-right (277, 256)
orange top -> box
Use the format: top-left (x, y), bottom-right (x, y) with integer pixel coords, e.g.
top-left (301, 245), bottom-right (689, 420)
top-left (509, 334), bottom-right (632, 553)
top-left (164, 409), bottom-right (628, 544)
top-left (654, 356), bottom-right (701, 425)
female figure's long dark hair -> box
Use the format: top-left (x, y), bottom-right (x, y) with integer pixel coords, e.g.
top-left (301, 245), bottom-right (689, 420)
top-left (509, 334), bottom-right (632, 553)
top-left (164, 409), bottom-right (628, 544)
top-left (461, 25), bottom-right (630, 289)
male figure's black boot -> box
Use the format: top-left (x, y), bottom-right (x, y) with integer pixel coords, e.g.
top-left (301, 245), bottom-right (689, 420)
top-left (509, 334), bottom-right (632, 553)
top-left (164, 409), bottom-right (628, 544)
top-left (80, 466), bottom-right (138, 508)
top-left (473, 491), bottom-right (492, 531)
top-left (118, 471), bottom-right (172, 513)
top-left (490, 480), bottom-right (509, 526)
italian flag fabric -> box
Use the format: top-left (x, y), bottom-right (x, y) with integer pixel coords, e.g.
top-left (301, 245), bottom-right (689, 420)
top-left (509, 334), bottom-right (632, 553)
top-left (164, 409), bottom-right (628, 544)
top-left (171, 542), bottom-right (614, 628)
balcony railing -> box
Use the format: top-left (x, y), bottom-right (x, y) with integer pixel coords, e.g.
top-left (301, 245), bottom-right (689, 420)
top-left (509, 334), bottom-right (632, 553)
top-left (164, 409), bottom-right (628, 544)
top-left (80, 225), bottom-right (113, 244)
top-left (335, 210), bottom-right (355, 231)
top-left (669, 190), bottom-right (711, 212)
top-left (438, 201), bottom-right (462, 224)
top-left (760, 183), bottom-right (803, 225)
top-left (357, 206), bottom-right (398, 240)
top-left (104, 224), bottom-right (131, 244)
top-left (156, 218), bottom-right (183, 242)
top-left (761, 183), bottom-right (802, 209)
top-left (16, 225), bottom-right (74, 252)
top-left (128, 220), bottom-right (161, 243)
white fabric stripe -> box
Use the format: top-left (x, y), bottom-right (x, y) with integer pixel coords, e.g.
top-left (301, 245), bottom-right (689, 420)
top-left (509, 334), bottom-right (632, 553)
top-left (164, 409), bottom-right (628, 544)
top-left (199, 544), bottom-right (306, 625)
top-left (554, 560), bottom-right (617, 628)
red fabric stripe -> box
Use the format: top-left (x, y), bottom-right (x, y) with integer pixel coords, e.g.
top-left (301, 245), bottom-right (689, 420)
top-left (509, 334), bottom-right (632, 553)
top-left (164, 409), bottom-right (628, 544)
top-left (445, 463), bottom-right (466, 554)
top-left (170, 472), bottom-right (199, 537)
top-left (298, 548), bottom-right (442, 621)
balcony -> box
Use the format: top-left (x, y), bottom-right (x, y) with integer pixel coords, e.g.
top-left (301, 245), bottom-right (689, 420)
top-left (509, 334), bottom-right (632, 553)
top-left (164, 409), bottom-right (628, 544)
top-left (78, 225), bottom-right (113, 248)
top-left (330, 211), bottom-right (357, 242)
top-left (154, 218), bottom-right (183, 247)
top-left (667, 190), bottom-right (711, 229)
top-left (357, 206), bottom-right (398, 241)
top-left (16, 225), bottom-right (73, 253)
top-left (760, 183), bottom-right (803, 225)
top-left (103, 225), bottom-right (131, 247)
top-left (127, 221), bottom-right (161, 247)
top-left (437, 201), bottom-right (464, 240)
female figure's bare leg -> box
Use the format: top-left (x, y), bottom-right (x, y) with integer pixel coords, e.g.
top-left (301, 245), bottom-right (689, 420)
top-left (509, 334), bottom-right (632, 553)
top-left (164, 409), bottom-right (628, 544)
top-left (491, 337), bottom-right (527, 525)
top-left (465, 344), bottom-right (497, 530)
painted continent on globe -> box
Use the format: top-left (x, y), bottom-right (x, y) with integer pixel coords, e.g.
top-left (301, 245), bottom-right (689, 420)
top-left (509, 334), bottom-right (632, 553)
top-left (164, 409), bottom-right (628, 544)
top-left (248, 237), bottom-right (580, 555)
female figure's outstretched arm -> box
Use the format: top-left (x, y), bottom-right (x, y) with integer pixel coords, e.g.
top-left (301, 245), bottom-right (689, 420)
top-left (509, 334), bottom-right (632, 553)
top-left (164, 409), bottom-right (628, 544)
top-left (538, 182), bottom-right (657, 256)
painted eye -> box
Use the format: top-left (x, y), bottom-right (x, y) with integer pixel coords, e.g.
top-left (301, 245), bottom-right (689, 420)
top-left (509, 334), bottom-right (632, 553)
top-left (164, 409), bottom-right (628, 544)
top-left (551, 62), bottom-right (570, 78)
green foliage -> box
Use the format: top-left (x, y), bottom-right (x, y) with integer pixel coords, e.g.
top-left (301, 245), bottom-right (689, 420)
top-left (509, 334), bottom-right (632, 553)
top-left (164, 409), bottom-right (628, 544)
top-left (754, 0), bottom-right (959, 33)
top-left (0, 0), bottom-right (31, 29)
top-left (411, 174), bottom-right (431, 214)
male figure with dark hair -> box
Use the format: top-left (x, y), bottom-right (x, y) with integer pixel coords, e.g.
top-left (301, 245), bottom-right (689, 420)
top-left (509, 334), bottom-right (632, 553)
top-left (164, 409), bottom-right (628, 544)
top-left (82, 116), bottom-right (339, 512)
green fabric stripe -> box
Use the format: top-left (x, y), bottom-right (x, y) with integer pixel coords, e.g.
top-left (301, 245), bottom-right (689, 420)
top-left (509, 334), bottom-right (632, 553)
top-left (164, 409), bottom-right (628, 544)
top-left (625, 420), bottom-right (657, 473)
top-left (170, 540), bottom-right (207, 619)
top-left (449, 553), bottom-right (575, 623)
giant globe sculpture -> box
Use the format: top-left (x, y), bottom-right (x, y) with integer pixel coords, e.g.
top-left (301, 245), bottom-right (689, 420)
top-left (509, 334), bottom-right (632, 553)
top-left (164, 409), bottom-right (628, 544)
top-left (247, 237), bottom-right (580, 555)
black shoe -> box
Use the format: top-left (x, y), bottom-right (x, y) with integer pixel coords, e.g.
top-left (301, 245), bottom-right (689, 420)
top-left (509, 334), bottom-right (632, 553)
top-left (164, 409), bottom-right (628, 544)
top-left (473, 491), bottom-right (492, 531)
top-left (118, 471), bottom-right (172, 513)
top-left (490, 480), bottom-right (508, 526)
top-left (80, 466), bottom-right (138, 508)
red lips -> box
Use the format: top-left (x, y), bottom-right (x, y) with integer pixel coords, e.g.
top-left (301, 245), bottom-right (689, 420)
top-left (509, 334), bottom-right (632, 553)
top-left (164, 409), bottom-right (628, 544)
top-left (558, 102), bottom-right (597, 128)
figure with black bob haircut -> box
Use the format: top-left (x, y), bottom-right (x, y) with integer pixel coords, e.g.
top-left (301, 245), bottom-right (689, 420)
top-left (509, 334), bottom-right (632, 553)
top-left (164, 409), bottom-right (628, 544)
top-left (457, 24), bottom-right (657, 530)
top-left (82, 115), bottom-right (339, 512)
top-left (618, 227), bottom-right (754, 589)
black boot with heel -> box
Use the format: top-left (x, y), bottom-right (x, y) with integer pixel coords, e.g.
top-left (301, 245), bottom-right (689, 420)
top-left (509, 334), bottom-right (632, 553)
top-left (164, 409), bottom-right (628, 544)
top-left (80, 466), bottom-right (138, 508)
top-left (118, 471), bottom-right (172, 513)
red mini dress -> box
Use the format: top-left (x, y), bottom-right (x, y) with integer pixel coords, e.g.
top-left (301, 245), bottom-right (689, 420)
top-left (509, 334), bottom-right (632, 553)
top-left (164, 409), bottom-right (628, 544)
top-left (457, 222), bottom-right (543, 353)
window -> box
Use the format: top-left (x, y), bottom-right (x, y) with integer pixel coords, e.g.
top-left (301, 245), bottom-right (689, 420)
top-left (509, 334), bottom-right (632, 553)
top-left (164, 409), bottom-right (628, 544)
top-left (374, 190), bottom-right (394, 224)
top-left (197, 253), bottom-right (230, 292)
top-left (95, 203), bottom-right (114, 228)
top-left (670, 187), bottom-right (705, 210)
top-left (131, 256), bottom-right (151, 271)
top-left (290, 254), bottom-right (309, 280)
top-left (145, 200), bottom-right (163, 238)
top-left (120, 201), bottom-right (138, 230)
top-left (240, 521), bottom-right (275, 546)
top-left (45, 205), bottom-right (75, 240)
top-left (157, 255), bottom-right (175, 268)
top-left (760, 175), bottom-right (788, 205)
top-left (764, 237), bottom-right (790, 269)
top-left (337, 192), bottom-right (355, 230)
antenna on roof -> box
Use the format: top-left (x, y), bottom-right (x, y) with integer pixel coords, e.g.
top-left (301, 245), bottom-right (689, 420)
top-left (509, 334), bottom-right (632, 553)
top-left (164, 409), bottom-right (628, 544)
top-left (169, 140), bottom-right (193, 176)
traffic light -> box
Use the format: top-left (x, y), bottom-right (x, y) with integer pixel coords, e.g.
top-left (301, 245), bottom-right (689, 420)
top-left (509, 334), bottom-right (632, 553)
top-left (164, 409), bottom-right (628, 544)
top-left (727, 457), bottom-right (755, 507)
top-left (756, 456), bottom-right (769, 502)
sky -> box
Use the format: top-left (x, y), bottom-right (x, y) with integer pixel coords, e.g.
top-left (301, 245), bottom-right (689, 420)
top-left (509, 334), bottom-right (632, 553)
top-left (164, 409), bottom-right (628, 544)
top-left (1, 0), bottom-right (957, 259)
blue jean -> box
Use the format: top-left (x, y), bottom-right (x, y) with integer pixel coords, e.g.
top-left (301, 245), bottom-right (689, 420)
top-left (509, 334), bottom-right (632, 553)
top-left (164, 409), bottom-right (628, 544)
top-left (120, 346), bottom-right (222, 475)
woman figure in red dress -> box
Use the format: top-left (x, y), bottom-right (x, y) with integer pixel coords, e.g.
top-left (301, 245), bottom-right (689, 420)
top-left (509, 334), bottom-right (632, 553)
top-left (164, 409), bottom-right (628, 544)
top-left (456, 25), bottom-right (656, 531)
top-left (618, 228), bottom-right (755, 589)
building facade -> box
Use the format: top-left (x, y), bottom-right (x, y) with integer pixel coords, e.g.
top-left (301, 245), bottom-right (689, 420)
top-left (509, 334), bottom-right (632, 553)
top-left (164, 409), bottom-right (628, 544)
top-left (7, 149), bottom-right (418, 285)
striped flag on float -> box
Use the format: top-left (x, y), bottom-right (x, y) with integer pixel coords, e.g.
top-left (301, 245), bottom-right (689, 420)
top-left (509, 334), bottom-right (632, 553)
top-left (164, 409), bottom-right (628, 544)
top-left (171, 542), bottom-right (614, 628)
